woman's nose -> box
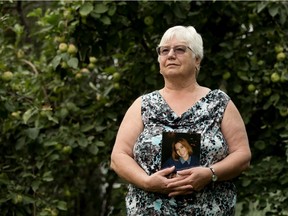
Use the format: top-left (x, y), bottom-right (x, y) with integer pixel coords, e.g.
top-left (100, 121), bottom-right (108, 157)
top-left (167, 48), bottom-right (176, 57)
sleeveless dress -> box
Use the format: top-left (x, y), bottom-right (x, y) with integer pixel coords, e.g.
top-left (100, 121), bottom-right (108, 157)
top-left (126, 89), bottom-right (236, 216)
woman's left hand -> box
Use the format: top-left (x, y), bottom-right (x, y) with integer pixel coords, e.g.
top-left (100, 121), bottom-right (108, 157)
top-left (166, 167), bottom-right (211, 197)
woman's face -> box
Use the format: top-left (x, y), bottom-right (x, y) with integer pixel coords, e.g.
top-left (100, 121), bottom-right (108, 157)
top-left (158, 37), bottom-right (200, 79)
top-left (175, 142), bottom-right (189, 160)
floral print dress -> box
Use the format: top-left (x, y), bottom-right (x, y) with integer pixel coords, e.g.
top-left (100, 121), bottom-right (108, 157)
top-left (126, 89), bottom-right (236, 216)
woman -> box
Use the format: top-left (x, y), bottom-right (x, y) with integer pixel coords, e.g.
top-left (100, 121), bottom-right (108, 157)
top-left (110, 25), bottom-right (251, 215)
top-left (162, 138), bottom-right (199, 172)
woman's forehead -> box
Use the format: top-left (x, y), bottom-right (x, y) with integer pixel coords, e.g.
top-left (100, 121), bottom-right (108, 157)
top-left (161, 36), bottom-right (188, 45)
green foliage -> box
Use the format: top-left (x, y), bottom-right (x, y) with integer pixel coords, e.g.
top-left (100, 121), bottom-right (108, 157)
top-left (0, 1), bottom-right (287, 215)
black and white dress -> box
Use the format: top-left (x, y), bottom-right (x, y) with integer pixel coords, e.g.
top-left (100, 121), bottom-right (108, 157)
top-left (126, 89), bottom-right (236, 216)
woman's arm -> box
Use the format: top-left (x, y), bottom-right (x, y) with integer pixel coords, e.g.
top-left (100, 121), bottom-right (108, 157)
top-left (110, 97), bottom-right (146, 186)
top-left (110, 97), bottom-right (177, 192)
top-left (209, 100), bottom-right (251, 180)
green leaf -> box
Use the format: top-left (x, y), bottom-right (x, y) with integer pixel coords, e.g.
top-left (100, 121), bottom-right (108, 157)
top-left (67, 57), bottom-right (79, 69)
top-left (80, 2), bottom-right (94, 17)
top-left (242, 178), bottom-right (252, 187)
top-left (42, 171), bottom-right (54, 182)
top-left (46, 112), bottom-right (59, 124)
top-left (26, 8), bottom-right (42, 18)
top-left (96, 141), bottom-right (105, 147)
top-left (108, 4), bottom-right (116, 16)
top-left (43, 141), bottom-right (58, 147)
top-left (233, 84), bottom-right (243, 93)
top-left (237, 71), bottom-right (249, 81)
top-left (88, 144), bottom-right (99, 155)
top-left (100, 16), bottom-right (111, 25)
top-left (25, 128), bottom-right (39, 140)
top-left (49, 154), bottom-right (60, 161)
top-left (51, 55), bottom-right (62, 70)
top-left (0, 173), bottom-right (10, 185)
top-left (173, 4), bottom-right (186, 19)
top-left (13, 24), bottom-right (24, 35)
top-left (268, 5), bottom-right (279, 17)
top-left (22, 195), bottom-right (35, 204)
top-left (76, 136), bottom-right (88, 148)
top-left (57, 201), bottom-right (68, 210)
top-left (36, 160), bottom-right (44, 169)
top-left (81, 124), bottom-right (95, 132)
top-left (44, 14), bottom-right (60, 25)
top-left (94, 3), bottom-right (108, 14)
top-left (0, 197), bottom-right (10, 204)
top-left (31, 181), bottom-right (41, 192)
top-left (257, 2), bottom-right (268, 13)
top-left (22, 108), bottom-right (37, 124)
top-left (89, 82), bottom-right (98, 91)
top-left (15, 137), bottom-right (26, 151)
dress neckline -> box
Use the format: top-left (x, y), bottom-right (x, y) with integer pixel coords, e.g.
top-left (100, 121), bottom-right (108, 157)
top-left (156, 89), bottom-right (213, 118)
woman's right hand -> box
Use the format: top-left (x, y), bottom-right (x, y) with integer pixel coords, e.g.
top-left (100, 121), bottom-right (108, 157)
top-left (143, 166), bottom-right (190, 194)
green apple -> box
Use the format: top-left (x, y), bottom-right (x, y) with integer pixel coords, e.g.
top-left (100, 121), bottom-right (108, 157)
top-left (257, 60), bottom-right (264, 66)
top-left (17, 49), bottom-right (24, 58)
top-left (55, 143), bottom-right (63, 151)
top-left (280, 72), bottom-right (288, 82)
top-left (67, 44), bottom-right (78, 54)
top-left (274, 45), bottom-right (284, 53)
top-left (62, 146), bottom-right (72, 154)
top-left (11, 111), bottom-right (21, 118)
top-left (89, 56), bottom-right (97, 63)
top-left (88, 63), bottom-right (95, 69)
top-left (64, 189), bottom-right (71, 197)
top-left (80, 68), bottom-right (90, 74)
top-left (276, 52), bottom-right (286, 61)
top-left (60, 61), bottom-right (68, 69)
top-left (113, 82), bottom-right (120, 90)
top-left (58, 43), bottom-right (68, 52)
top-left (54, 36), bottom-right (65, 43)
top-left (63, 10), bottom-right (72, 19)
top-left (271, 72), bottom-right (280, 83)
top-left (112, 72), bottom-right (121, 81)
top-left (279, 108), bottom-right (288, 117)
top-left (222, 71), bottom-right (231, 80)
top-left (144, 16), bottom-right (154, 26)
top-left (12, 194), bottom-right (23, 204)
top-left (247, 84), bottom-right (255, 92)
top-left (262, 88), bottom-right (271, 97)
top-left (2, 71), bottom-right (13, 81)
top-left (75, 72), bottom-right (82, 79)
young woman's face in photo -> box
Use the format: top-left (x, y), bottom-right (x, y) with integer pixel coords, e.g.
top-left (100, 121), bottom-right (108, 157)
top-left (175, 142), bottom-right (189, 160)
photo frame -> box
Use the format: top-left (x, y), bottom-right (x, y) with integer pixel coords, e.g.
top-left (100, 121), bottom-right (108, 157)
top-left (161, 131), bottom-right (201, 174)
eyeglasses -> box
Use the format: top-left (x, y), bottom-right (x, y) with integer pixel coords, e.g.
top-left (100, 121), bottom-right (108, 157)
top-left (156, 45), bottom-right (192, 56)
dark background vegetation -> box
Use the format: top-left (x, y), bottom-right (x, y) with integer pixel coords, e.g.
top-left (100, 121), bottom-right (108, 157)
top-left (0, 1), bottom-right (287, 216)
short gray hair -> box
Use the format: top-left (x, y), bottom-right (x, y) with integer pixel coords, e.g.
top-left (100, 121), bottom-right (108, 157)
top-left (158, 25), bottom-right (204, 60)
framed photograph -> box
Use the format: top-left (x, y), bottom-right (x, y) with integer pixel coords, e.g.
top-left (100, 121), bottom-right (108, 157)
top-left (161, 132), bottom-right (201, 176)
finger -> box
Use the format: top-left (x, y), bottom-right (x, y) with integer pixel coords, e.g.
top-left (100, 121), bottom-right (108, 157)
top-left (177, 169), bottom-right (192, 175)
top-left (159, 166), bottom-right (176, 177)
top-left (168, 189), bottom-right (195, 197)
top-left (166, 176), bottom-right (191, 188)
top-left (168, 184), bottom-right (193, 192)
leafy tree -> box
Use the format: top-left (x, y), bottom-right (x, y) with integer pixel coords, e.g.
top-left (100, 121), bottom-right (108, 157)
top-left (0, 1), bottom-right (287, 215)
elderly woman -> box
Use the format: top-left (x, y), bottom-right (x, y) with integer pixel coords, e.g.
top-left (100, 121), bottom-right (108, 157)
top-left (110, 25), bottom-right (251, 215)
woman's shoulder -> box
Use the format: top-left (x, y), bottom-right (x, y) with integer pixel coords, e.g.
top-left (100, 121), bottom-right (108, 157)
top-left (140, 90), bottom-right (162, 103)
top-left (141, 90), bottom-right (159, 97)
top-left (208, 88), bottom-right (230, 101)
